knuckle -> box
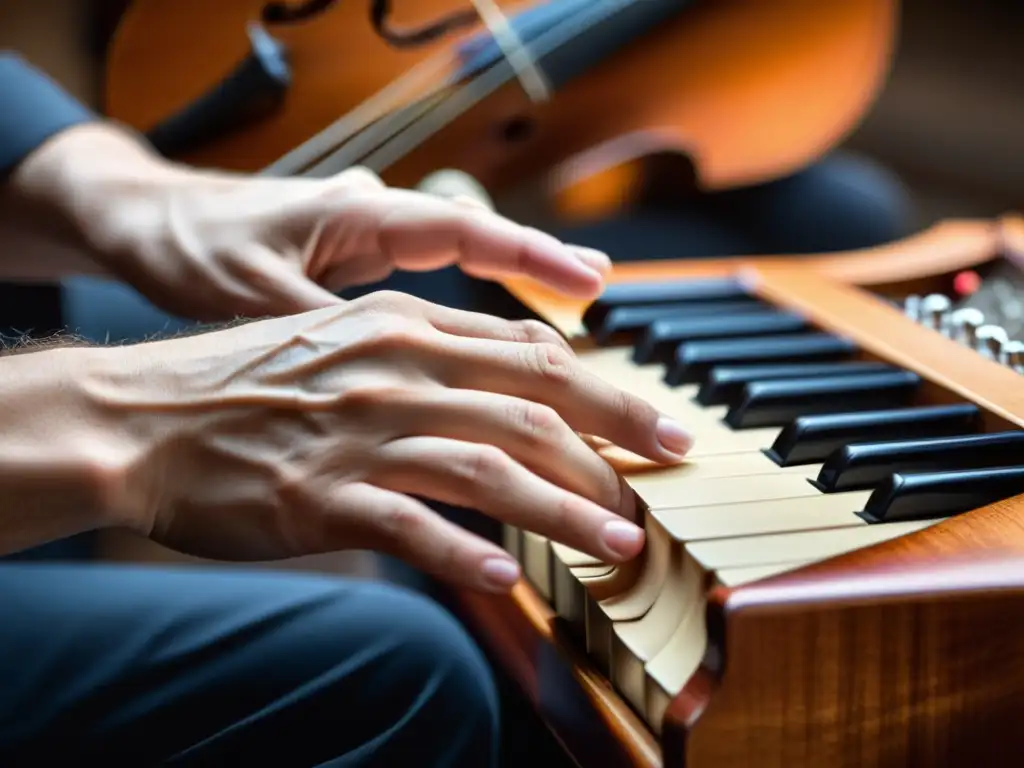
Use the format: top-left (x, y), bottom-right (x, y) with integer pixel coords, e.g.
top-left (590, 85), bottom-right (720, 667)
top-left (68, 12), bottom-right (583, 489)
top-left (527, 343), bottom-right (576, 387)
top-left (376, 500), bottom-right (428, 546)
top-left (360, 289), bottom-right (423, 314)
top-left (511, 401), bottom-right (561, 446)
top-left (512, 318), bottom-right (565, 346)
top-left (615, 388), bottom-right (659, 426)
top-left (369, 324), bottom-right (429, 353)
top-left (463, 444), bottom-right (512, 485)
top-left (339, 165), bottom-right (385, 190)
top-left (545, 495), bottom-right (575, 533)
top-left (334, 384), bottom-right (411, 413)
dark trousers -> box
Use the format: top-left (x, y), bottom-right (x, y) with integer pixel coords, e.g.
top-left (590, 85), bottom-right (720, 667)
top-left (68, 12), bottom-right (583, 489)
top-left (0, 564), bottom-right (501, 766)
top-left (0, 151), bottom-right (913, 764)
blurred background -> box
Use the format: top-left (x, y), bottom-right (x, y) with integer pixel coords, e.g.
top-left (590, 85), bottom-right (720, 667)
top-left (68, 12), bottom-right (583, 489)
top-left (5, 0), bottom-right (1023, 223)
top-left (2, 0), bottom-right (1023, 573)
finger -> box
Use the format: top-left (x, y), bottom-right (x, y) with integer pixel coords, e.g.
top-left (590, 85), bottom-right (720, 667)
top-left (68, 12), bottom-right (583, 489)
top-left (320, 252), bottom-right (395, 291)
top-left (355, 386), bottom-right (632, 516)
top-left (429, 335), bottom-right (695, 463)
top-left (370, 436), bottom-right (646, 563)
top-left (237, 245), bottom-right (344, 315)
top-left (331, 166), bottom-right (387, 192)
top-left (329, 481), bottom-right (521, 593)
top-left (572, 246), bottom-right (612, 276)
top-left (360, 291), bottom-right (574, 353)
top-left (351, 189), bottom-right (606, 297)
top-left (422, 305), bottom-right (572, 353)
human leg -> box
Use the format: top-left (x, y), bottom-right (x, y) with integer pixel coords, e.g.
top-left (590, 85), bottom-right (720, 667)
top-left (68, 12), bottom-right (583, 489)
top-left (548, 151), bottom-right (915, 263)
top-left (0, 563), bottom-right (499, 766)
top-left (704, 150), bottom-right (916, 254)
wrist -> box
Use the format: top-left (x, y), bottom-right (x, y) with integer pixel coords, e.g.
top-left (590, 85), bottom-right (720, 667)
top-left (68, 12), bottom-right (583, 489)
top-left (0, 345), bottom-right (144, 549)
top-left (8, 122), bottom-right (190, 267)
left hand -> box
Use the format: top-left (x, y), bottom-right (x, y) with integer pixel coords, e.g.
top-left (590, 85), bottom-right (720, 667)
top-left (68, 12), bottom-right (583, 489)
top-left (97, 159), bottom-right (611, 321)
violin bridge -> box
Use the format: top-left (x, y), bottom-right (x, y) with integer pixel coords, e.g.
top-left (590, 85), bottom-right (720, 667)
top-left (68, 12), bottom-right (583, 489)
top-left (470, 0), bottom-right (552, 102)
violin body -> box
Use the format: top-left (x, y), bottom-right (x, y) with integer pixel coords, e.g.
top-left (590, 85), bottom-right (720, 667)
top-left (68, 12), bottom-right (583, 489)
top-left (105, 0), bottom-right (897, 215)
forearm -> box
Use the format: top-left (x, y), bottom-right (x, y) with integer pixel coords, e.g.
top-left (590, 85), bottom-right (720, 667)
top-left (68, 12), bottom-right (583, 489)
top-left (0, 54), bottom-right (188, 280)
top-left (0, 122), bottom-right (187, 280)
top-left (0, 345), bottom-right (127, 555)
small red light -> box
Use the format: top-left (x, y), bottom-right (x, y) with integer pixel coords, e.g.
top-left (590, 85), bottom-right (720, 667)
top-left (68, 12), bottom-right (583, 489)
top-left (953, 270), bottom-right (981, 296)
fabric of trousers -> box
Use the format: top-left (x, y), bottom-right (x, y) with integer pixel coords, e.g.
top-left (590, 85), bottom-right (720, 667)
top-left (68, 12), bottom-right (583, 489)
top-left (0, 563), bottom-right (501, 766)
top-left (0, 151), bottom-right (913, 764)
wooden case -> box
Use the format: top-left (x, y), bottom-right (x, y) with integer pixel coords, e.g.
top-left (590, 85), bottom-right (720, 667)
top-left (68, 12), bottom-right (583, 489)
top-left (446, 214), bottom-right (1024, 768)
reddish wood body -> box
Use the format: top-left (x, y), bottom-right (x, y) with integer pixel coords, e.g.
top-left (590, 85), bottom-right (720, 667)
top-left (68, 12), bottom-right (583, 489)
top-left (447, 220), bottom-right (1024, 767)
top-left (103, 0), bottom-right (896, 212)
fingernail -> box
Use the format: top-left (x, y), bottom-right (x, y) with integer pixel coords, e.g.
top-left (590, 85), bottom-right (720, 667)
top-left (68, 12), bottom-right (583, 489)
top-left (481, 557), bottom-right (521, 590)
top-left (602, 520), bottom-right (645, 559)
top-left (573, 247), bottom-right (612, 275)
top-left (656, 416), bottom-right (694, 458)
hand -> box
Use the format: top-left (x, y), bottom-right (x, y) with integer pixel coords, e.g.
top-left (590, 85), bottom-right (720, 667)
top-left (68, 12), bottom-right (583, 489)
top-left (119, 165), bottom-right (611, 321)
top-left (86, 292), bottom-right (693, 592)
top-left (11, 124), bottom-right (610, 321)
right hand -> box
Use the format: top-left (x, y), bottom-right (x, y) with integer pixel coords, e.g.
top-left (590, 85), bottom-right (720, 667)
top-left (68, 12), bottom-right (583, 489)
top-left (86, 291), bottom-right (693, 592)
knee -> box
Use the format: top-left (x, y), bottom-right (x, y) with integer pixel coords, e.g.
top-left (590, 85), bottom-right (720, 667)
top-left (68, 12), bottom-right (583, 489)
top-left (746, 151), bottom-right (917, 253)
top-left (376, 585), bottom-right (501, 724)
top-left (318, 581), bottom-right (501, 764)
top-left (816, 152), bottom-right (915, 241)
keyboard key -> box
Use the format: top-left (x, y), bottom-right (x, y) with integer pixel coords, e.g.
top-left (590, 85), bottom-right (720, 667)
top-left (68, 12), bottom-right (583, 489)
top-left (632, 310), bottom-right (809, 365)
top-left (766, 403), bottom-right (982, 466)
top-left (725, 370), bottom-right (920, 429)
top-left (591, 301), bottom-right (763, 345)
top-left (814, 431), bottom-right (1024, 492)
top-left (582, 277), bottom-right (755, 335)
top-left (697, 361), bottom-right (896, 407)
top-left (665, 332), bottom-right (857, 386)
top-left (862, 466), bottom-right (1024, 523)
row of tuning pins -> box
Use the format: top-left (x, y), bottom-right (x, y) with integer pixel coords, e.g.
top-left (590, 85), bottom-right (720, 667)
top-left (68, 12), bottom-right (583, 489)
top-left (904, 294), bottom-right (1024, 373)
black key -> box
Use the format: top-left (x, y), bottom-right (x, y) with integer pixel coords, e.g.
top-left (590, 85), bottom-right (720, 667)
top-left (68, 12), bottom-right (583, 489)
top-left (582, 277), bottom-right (753, 335)
top-left (725, 370), bottom-right (920, 429)
top-left (632, 310), bottom-right (809, 365)
top-left (697, 361), bottom-right (896, 407)
top-left (814, 431), bottom-right (1024, 492)
top-left (860, 465), bottom-right (1024, 523)
top-left (665, 333), bottom-right (857, 387)
top-left (591, 300), bottom-right (763, 345)
top-left (766, 403), bottom-right (982, 466)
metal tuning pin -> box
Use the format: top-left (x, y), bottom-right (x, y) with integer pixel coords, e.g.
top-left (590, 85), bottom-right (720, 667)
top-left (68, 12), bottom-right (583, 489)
top-left (948, 307), bottom-right (986, 347)
top-left (920, 294), bottom-right (952, 334)
top-left (1000, 339), bottom-right (1024, 374)
top-left (975, 324), bottom-right (1010, 361)
top-left (902, 294), bottom-right (922, 322)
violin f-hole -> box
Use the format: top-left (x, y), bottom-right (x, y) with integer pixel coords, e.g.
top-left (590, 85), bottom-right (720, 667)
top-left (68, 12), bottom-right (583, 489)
top-left (261, 0), bottom-right (338, 25)
top-left (262, 0), bottom-right (479, 49)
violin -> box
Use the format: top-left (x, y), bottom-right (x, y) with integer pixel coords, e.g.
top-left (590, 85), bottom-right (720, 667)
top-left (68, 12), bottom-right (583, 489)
top-left (103, 0), bottom-right (897, 222)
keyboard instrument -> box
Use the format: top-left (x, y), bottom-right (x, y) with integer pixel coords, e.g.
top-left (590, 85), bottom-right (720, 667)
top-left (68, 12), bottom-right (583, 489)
top-left (448, 218), bottom-right (1024, 768)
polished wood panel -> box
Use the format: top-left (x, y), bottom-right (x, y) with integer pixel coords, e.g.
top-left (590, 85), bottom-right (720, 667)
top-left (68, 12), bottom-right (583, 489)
top-left (501, 216), bottom-right (1012, 338)
top-left (671, 494), bottom-right (1024, 767)
top-left (449, 236), bottom-right (1024, 767)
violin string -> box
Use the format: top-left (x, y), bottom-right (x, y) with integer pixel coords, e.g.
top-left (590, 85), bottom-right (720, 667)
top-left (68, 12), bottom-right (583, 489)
top-left (304, 0), bottom-right (628, 179)
top-left (333, 0), bottom-right (633, 176)
top-left (294, 87), bottom-right (455, 177)
top-left (469, 0), bottom-right (551, 103)
top-left (258, 47), bottom-right (460, 176)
